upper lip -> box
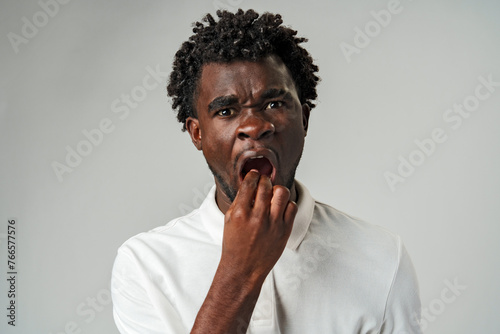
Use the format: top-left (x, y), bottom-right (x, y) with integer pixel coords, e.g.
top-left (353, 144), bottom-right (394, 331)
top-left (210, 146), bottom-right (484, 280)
top-left (236, 147), bottom-right (278, 181)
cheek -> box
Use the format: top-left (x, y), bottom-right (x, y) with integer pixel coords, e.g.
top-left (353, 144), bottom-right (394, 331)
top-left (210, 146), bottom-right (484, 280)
top-left (203, 128), bottom-right (235, 163)
top-left (274, 106), bottom-right (303, 129)
top-left (210, 131), bottom-right (233, 152)
top-left (275, 115), bottom-right (305, 138)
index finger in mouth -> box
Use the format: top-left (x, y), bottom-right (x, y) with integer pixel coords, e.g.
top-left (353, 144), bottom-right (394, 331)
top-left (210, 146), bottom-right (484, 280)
top-left (233, 169), bottom-right (261, 208)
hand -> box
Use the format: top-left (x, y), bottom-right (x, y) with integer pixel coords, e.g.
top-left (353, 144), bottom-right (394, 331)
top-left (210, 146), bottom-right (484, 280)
top-left (219, 170), bottom-right (298, 283)
top-left (190, 171), bottom-right (296, 333)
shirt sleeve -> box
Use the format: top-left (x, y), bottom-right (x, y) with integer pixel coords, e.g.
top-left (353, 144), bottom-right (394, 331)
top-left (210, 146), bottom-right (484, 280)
top-left (111, 246), bottom-right (187, 334)
top-left (380, 237), bottom-right (422, 334)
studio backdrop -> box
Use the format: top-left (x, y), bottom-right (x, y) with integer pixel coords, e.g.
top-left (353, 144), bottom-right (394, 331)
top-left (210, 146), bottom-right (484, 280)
top-left (1, 0), bottom-right (499, 333)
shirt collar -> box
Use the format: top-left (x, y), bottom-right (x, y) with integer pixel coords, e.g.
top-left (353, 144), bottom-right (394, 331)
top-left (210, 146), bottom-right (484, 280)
top-left (199, 180), bottom-right (315, 250)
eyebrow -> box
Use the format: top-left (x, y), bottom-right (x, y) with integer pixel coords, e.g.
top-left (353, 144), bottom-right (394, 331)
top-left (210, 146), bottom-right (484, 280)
top-left (207, 88), bottom-right (293, 113)
top-left (208, 95), bottom-right (239, 113)
top-left (260, 88), bottom-right (289, 100)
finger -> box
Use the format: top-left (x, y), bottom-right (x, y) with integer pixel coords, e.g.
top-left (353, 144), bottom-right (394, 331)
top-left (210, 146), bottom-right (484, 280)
top-left (232, 170), bottom-right (260, 209)
top-left (253, 175), bottom-right (273, 217)
top-left (269, 186), bottom-right (291, 223)
top-left (282, 200), bottom-right (298, 238)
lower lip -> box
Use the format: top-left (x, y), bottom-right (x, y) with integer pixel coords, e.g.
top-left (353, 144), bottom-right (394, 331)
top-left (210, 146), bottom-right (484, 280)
top-left (270, 169), bottom-right (277, 184)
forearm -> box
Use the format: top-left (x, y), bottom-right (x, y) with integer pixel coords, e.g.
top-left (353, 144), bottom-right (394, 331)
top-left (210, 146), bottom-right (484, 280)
top-left (191, 263), bottom-right (265, 334)
top-left (191, 173), bottom-right (295, 333)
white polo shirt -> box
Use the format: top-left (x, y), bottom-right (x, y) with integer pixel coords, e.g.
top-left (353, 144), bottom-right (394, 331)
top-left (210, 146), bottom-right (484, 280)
top-left (111, 181), bottom-right (422, 333)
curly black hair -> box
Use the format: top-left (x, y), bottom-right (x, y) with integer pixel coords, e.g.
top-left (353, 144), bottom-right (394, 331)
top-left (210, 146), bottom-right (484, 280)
top-left (167, 9), bottom-right (320, 131)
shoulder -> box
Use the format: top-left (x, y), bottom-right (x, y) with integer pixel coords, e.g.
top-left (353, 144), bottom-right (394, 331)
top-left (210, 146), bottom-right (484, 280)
top-left (294, 180), bottom-right (402, 261)
top-left (304, 200), bottom-right (407, 282)
top-left (312, 200), bottom-right (401, 247)
top-left (116, 208), bottom-right (207, 260)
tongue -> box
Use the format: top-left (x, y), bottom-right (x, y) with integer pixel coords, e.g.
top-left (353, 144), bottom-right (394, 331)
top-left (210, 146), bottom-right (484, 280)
top-left (242, 157), bottom-right (273, 178)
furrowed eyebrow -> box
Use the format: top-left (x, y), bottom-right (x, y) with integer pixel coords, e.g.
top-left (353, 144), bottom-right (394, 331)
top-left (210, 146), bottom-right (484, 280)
top-left (260, 88), bottom-right (293, 101)
top-left (207, 89), bottom-right (293, 112)
top-left (208, 95), bottom-right (239, 113)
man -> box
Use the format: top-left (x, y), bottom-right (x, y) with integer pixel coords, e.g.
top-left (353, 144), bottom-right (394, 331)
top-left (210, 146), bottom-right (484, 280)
top-left (112, 9), bottom-right (422, 334)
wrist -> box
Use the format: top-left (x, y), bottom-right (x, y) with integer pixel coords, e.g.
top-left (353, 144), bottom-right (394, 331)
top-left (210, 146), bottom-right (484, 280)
top-left (215, 260), bottom-right (266, 299)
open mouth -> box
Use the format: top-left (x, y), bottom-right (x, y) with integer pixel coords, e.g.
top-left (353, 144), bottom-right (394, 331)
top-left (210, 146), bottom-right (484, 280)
top-left (241, 156), bottom-right (275, 179)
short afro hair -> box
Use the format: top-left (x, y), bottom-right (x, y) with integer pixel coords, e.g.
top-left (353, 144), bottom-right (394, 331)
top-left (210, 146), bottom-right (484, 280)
top-left (167, 9), bottom-right (320, 131)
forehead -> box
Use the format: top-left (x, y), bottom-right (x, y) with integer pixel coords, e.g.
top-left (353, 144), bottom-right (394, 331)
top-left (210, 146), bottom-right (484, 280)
top-left (196, 55), bottom-right (297, 104)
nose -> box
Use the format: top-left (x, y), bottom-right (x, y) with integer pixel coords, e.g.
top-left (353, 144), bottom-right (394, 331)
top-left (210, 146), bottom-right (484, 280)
top-left (237, 111), bottom-right (275, 141)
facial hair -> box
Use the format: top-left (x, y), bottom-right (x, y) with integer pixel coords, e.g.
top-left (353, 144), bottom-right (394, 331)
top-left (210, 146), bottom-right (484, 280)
top-left (206, 148), bottom-right (303, 203)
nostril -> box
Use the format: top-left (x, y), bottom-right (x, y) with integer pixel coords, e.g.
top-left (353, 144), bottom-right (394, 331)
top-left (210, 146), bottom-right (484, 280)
top-left (238, 132), bottom-right (250, 139)
top-left (260, 128), bottom-right (274, 138)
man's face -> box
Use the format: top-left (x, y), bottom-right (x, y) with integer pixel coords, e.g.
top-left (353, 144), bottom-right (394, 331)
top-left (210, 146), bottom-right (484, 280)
top-left (186, 55), bottom-right (310, 210)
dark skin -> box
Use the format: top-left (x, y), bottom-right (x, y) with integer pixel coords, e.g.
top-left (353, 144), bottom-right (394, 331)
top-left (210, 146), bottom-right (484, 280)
top-left (186, 55), bottom-right (310, 333)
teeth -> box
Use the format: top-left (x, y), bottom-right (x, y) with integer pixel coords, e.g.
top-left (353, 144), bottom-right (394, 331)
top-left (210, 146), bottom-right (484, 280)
top-left (250, 155), bottom-right (264, 159)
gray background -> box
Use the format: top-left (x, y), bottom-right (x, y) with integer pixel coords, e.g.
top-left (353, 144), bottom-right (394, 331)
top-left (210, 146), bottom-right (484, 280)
top-left (1, 0), bottom-right (499, 333)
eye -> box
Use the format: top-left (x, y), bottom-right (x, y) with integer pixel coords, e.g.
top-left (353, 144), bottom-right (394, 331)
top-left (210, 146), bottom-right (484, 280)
top-left (216, 108), bottom-right (236, 117)
top-left (265, 101), bottom-right (284, 109)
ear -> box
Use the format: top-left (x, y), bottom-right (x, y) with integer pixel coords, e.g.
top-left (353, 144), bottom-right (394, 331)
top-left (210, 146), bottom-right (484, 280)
top-left (301, 103), bottom-right (311, 136)
top-left (186, 117), bottom-right (202, 151)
